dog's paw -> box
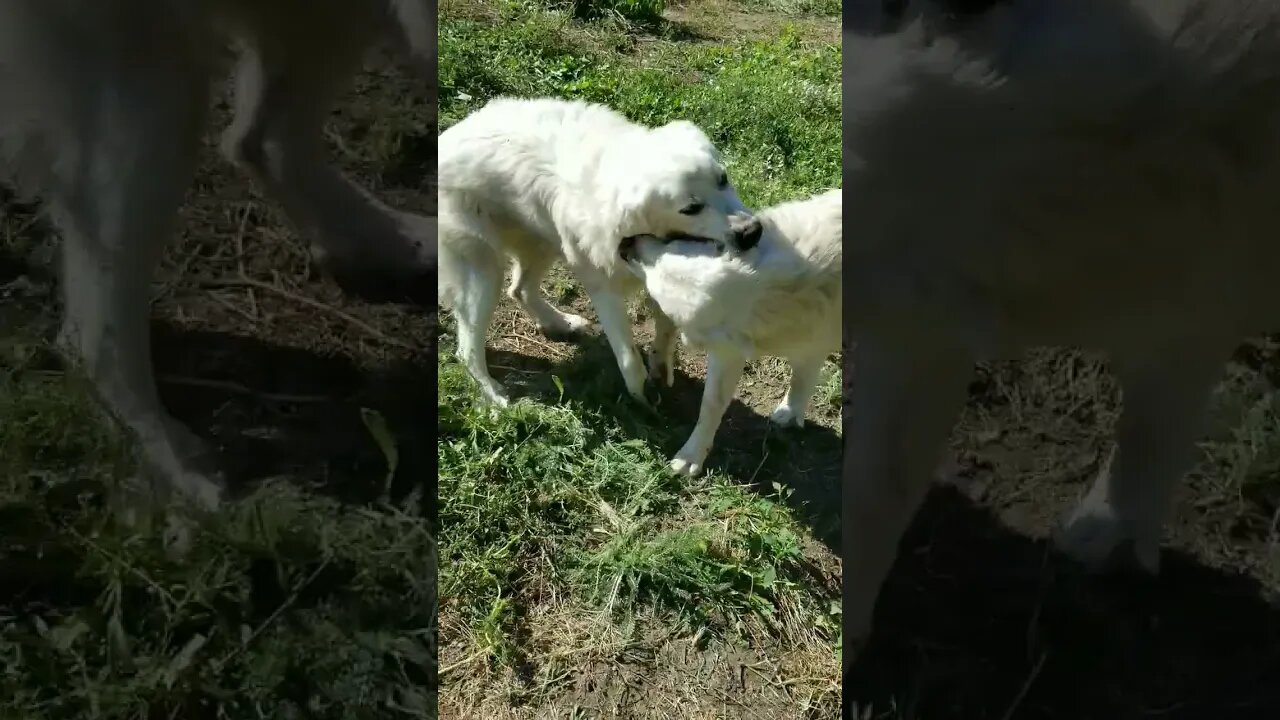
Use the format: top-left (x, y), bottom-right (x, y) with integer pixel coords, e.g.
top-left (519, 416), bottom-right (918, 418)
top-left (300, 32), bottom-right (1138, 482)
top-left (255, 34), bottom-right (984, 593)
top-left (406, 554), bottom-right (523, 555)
top-left (1053, 500), bottom-right (1160, 575)
top-left (142, 423), bottom-right (227, 513)
top-left (542, 312), bottom-right (595, 342)
top-left (621, 352), bottom-right (651, 405)
top-left (670, 456), bottom-right (704, 477)
top-left (769, 405), bottom-right (805, 428)
top-left (475, 380), bottom-right (512, 409)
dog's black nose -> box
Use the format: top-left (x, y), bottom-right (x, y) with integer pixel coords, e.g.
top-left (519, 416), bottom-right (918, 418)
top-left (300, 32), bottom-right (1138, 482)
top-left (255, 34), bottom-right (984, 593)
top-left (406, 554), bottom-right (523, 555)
top-left (730, 215), bottom-right (763, 251)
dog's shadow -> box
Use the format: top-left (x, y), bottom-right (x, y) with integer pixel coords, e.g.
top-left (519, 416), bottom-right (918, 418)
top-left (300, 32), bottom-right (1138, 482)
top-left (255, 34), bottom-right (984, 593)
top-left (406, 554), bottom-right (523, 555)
top-left (485, 337), bottom-right (843, 556)
top-left (1, 306), bottom-right (438, 517)
top-left (145, 321), bottom-right (438, 512)
top-left (848, 484), bottom-right (1280, 719)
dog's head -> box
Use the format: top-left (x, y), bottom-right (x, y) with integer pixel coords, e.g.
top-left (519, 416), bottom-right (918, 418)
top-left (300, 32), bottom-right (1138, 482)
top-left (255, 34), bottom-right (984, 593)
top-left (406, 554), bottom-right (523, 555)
top-left (617, 231), bottom-right (749, 329)
top-left (615, 120), bottom-right (762, 255)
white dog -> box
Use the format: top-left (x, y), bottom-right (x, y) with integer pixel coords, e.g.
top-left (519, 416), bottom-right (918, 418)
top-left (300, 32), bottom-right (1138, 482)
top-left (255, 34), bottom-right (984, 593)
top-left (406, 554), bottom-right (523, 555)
top-left (621, 189), bottom-right (841, 476)
top-left (844, 0), bottom-right (1280, 668)
top-left (437, 97), bottom-right (761, 408)
top-left (0, 0), bottom-right (437, 509)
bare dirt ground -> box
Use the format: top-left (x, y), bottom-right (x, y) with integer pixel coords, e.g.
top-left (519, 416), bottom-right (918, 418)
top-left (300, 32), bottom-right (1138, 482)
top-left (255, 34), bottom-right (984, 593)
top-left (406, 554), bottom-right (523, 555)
top-left (847, 343), bottom-right (1280, 719)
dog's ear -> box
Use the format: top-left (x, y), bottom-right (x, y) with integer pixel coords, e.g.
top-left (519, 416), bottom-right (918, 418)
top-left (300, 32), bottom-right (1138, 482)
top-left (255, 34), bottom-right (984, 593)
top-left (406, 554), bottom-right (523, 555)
top-left (613, 178), bottom-right (653, 238)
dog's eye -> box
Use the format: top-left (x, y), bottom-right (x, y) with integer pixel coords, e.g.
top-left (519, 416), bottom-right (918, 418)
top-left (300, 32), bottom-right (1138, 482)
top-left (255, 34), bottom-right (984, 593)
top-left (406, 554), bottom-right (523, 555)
top-left (679, 202), bottom-right (705, 215)
top-left (717, 172), bottom-right (729, 189)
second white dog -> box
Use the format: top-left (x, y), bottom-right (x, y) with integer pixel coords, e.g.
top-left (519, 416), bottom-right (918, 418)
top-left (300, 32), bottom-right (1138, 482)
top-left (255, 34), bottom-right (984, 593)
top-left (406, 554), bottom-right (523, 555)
top-left (621, 188), bottom-right (842, 476)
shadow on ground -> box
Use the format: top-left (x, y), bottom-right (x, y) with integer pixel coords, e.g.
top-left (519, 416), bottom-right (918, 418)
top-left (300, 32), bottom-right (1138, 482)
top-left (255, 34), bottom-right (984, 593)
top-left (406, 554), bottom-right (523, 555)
top-left (846, 485), bottom-right (1280, 720)
top-left (483, 333), bottom-right (842, 556)
top-left (1, 261), bottom-right (439, 518)
top-left (149, 322), bottom-right (437, 508)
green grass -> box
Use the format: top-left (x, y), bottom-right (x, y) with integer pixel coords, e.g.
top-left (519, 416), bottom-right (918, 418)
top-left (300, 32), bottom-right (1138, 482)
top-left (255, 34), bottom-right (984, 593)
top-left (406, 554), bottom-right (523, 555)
top-left (0, 360), bottom-right (437, 720)
top-left (439, 358), bottom-right (827, 639)
top-left (438, 0), bottom-right (841, 715)
top-left (439, 0), bottom-right (841, 204)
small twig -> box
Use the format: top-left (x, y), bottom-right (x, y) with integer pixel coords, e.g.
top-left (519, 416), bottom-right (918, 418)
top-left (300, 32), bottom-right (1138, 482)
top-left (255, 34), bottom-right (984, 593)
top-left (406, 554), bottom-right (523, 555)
top-left (504, 332), bottom-right (569, 358)
top-left (24, 369), bottom-right (329, 404)
top-left (438, 649), bottom-right (491, 677)
top-left (489, 364), bottom-right (540, 374)
top-left (207, 289), bottom-right (264, 324)
top-left (213, 558), bottom-right (331, 672)
top-left (203, 276), bottom-right (413, 350)
top-left (747, 424), bottom-right (773, 485)
top-left (233, 205), bottom-right (260, 320)
top-left (158, 375), bottom-right (331, 404)
top-left (1000, 650), bottom-right (1048, 720)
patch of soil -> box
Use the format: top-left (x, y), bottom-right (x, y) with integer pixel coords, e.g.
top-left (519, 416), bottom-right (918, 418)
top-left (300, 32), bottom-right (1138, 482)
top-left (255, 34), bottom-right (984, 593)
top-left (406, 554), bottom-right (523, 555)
top-left (570, 635), bottom-right (839, 719)
top-left (845, 348), bottom-right (1280, 719)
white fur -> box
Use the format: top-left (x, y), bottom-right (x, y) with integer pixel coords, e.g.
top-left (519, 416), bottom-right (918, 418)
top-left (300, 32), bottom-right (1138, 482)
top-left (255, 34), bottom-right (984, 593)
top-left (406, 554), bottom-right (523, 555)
top-left (0, 0), bottom-right (436, 510)
top-left (437, 97), bottom-right (757, 407)
top-left (843, 0), bottom-right (1280, 668)
top-left (626, 189), bottom-right (841, 476)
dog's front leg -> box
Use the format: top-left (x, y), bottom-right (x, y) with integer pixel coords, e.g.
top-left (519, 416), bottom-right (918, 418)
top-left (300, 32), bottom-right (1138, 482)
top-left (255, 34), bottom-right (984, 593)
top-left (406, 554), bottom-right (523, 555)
top-left (644, 295), bottom-right (678, 387)
top-left (670, 348), bottom-right (745, 476)
top-left (46, 58), bottom-right (223, 510)
top-left (770, 354), bottom-right (825, 428)
top-left (1054, 337), bottom-right (1232, 573)
top-left (221, 11), bottom-right (436, 306)
top-left (844, 336), bottom-right (971, 668)
top-left (583, 284), bottom-right (650, 404)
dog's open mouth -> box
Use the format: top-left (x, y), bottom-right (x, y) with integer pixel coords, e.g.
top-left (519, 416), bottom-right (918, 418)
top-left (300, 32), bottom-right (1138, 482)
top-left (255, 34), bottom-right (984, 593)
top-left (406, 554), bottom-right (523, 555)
top-left (619, 232), bottom-right (722, 262)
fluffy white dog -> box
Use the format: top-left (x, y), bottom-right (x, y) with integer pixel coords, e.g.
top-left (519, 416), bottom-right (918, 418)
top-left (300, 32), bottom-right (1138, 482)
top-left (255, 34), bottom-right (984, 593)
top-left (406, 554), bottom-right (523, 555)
top-left (844, 0), bottom-right (1280, 669)
top-left (621, 188), bottom-right (841, 476)
top-left (437, 97), bottom-right (761, 407)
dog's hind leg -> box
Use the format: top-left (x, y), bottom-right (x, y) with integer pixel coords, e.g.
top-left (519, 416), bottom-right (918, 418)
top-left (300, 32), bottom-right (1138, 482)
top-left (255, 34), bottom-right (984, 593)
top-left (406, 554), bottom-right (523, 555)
top-left (670, 348), bottom-right (746, 476)
top-left (505, 242), bottom-right (593, 341)
top-left (1054, 337), bottom-right (1232, 574)
top-left (770, 354), bottom-right (825, 429)
top-left (580, 278), bottom-right (649, 404)
top-left (10, 17), bottom-right (223, 508)
top-left (221, 2), bottom-right (436, 305)
top-left (439, 217), bottom-right (509, 407)
top-left (644, 295), bottom-right (678, 388)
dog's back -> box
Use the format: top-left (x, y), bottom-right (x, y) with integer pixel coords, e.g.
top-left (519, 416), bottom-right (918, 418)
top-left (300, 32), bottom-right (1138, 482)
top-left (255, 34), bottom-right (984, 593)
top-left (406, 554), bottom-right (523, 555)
top-left (845, 0), bottom-right (1280, 355)
top-left (437, 97), bottom-right (639, 197)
